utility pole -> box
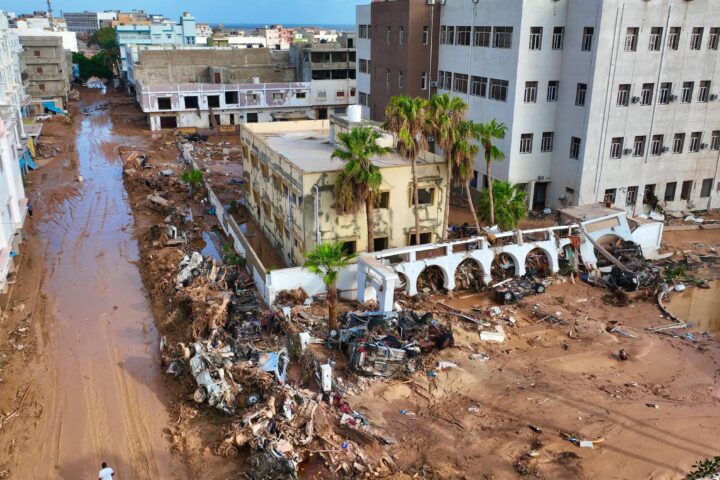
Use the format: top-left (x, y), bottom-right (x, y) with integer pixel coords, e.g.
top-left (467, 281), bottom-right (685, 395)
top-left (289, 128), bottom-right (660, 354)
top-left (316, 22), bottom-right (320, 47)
top-left (46, 0), bottom-right (53, 22)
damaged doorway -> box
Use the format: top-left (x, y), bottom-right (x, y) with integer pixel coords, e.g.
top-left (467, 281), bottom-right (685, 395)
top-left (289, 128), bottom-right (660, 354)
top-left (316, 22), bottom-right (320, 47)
top-left (532, 181), bottom-right (548, 211)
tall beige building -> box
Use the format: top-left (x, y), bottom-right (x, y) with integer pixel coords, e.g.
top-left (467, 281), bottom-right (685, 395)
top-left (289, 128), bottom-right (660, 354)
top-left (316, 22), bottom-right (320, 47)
top-left (240, 111), bottom-right (448, 266)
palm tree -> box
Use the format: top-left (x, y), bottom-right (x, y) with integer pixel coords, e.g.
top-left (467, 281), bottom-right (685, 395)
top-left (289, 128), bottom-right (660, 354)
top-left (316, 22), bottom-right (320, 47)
top-left (427, 93), bottom-right (468, 239)
top-left (305, 242), bottom-right (356, 332)
top-left (477, 119), bottom-right (507, 226)
top-left (181, 168), bottom-right (204, 197)
top-left (451, 120), bottom-right (482, 234)
top-left (477, 180), bottom-right (527, 231)
top-left (331, 127), bottom-right (391, 252)
top-left (384, 96), bottom-right (429, 245)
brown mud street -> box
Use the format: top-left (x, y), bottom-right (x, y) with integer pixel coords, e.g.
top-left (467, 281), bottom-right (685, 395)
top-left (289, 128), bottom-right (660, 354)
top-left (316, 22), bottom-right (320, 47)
top-left (0, 90), bottom-right (189, 479)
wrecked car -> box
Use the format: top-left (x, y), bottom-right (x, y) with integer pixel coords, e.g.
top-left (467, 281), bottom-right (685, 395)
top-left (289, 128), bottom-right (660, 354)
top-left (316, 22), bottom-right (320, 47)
top-left (494, 277), bottom-right (547, 303)
top-left (188, 342), bottom-right (238, 414)
top-left (333, 311), bottom-right (453, 377)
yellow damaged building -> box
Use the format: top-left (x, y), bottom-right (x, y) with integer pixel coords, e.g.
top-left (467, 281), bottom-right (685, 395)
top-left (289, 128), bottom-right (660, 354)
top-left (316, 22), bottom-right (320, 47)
top-left (240, 112), bottom-right (448, 266)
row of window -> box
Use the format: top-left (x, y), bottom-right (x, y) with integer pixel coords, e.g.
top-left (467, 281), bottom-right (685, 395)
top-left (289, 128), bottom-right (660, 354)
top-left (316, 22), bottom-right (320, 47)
top-left (609, 131), bottom-right (720, 158)
top-left (438, 71), bottom-right (509, 101)
top-left (359, 23), bottom-right (432, 46)
top-left (517, 130), bottom-right (720, 157)
top-left (440, 25), bottom-right (515, 49)
top-left (155, 88), bottom-right (359, 110)
top-left (604, 179), bottom-right (714, 207)
top-left (615, 81), bottom-right (713, 106)
top-left (441, 24), bottom-right (719, 53)
top-left (519, 133), bottom-right (581, 159)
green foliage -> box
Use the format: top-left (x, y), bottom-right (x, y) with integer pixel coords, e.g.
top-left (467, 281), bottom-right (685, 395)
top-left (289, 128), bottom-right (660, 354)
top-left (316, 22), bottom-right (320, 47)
top-left (332, 127), bottom-right (391, 214)
top-left (181, 169), bottom-right (204, 186)
top-left (383, 95), bottom-right (429, 161)
top-left (222, 243), bottom-right (246, 267)
top-left (686, 456), bottom-right (720, 479)
top-left (88, 27), bottom-right (118, 50)
top-left (72, 52), bottom-right (113, 80)
top-left (664, 265), bottom-right (687, 280)
top-left (451, 120), bottom-right (481, 186)
top-left (305, 242), bottom-right (355, 288)
top-left (477, 181), bottom-right (527, 231)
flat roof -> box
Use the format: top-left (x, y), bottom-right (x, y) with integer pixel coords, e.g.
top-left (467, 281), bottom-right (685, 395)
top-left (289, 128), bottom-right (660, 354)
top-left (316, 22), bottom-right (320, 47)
top-left (247, 122), bottom-right (441, 173)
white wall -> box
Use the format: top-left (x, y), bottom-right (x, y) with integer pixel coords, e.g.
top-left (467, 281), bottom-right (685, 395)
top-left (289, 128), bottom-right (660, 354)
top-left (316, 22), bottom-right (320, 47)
top-left (356, 4), bottom-right (371, 120)
top-left (437, 0), bottom-right (720, 213)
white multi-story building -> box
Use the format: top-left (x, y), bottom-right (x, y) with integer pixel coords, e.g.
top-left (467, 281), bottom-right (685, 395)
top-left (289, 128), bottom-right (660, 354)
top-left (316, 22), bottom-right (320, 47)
top-left (356, 4), bottom-right (371, 120)
top-left (0, 11), bottom-right (30, 293)
top-left (394, 0), bottom-right (720, 214)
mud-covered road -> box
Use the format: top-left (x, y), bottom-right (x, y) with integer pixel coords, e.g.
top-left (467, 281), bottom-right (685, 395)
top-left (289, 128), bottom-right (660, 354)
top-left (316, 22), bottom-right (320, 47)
top-left (12, 98), bottom-right (188, 479)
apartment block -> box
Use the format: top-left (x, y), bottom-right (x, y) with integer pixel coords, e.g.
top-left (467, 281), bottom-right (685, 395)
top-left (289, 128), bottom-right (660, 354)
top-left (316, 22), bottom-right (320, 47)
top-left (116, 12), bottom-right (197, 75)
top-left (63, 11), bottom-right (117, 34)
top-left (19, 35), bottom-right (71, 114)
top-left (356, 0), bottom-right (440, 121)
top-left (0, 12), bottom-right (30, 293)
top-left (433, 0), bottom-right (720, 214)
top-left (240, 110), bottom-right (447, 266)
top-left (130, 47), bottom-right (356, 130)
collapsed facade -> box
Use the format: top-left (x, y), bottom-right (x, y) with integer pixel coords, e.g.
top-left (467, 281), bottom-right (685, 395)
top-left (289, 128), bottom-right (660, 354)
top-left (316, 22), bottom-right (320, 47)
top-left (130, 37), bottom-right (357, 131)
top-left (240, 109), bottom-right (448, 266)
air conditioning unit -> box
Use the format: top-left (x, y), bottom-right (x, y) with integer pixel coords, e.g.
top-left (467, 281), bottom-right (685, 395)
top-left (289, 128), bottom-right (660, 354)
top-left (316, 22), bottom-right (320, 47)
top-left (623, 148), bottom-right (633, 155)
top-left (710, 94), bottom-right (718, 101)
top-left (701, 143), bottom-right (708, 149)
top-left (631, 96), bottom-right (641, 104)
top-left (662, 146), bottom-right (670, 153)
top-left (670, 94), bottom-right (678, 102)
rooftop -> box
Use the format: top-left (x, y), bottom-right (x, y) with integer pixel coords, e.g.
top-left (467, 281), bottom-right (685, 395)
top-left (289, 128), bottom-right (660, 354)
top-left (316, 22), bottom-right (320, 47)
top-left (244, 118), bottom-right (443, 174)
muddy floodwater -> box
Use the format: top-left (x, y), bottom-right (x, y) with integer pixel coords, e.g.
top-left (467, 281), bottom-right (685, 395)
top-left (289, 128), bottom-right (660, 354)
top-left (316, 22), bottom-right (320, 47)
top-left (20, 101), bottom-right (188, 479)
top-left (666, 282), bottom-right (720, 335)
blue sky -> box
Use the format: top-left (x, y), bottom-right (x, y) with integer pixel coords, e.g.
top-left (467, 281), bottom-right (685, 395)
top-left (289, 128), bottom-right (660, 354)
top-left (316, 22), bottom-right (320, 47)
top-left (0, 0), bottom-right (365, 25)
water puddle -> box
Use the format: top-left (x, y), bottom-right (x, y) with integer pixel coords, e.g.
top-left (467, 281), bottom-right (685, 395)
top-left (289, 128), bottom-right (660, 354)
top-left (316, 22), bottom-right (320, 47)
top-left (665, 282), bottom-right (720, 336)
top-left (200, 230), bottom-right (223, 262)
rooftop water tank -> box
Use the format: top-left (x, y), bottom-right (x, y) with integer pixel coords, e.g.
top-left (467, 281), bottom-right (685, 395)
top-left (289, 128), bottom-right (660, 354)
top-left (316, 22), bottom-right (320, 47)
top-left (347, 104), bottom-right (362, 123)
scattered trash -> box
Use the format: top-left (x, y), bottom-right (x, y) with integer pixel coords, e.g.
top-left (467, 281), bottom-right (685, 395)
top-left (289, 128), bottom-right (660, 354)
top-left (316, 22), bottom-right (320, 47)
top-left (646, 403), bottom-right (659, 409)
top-left (529, 425), bottom-right (543, 433)
top-left (437, 361), bottom-right (458, 370)
top-left (469, 353), bottom-right (490, 361)
top-left (617, 349), bottom-right (629, 361)
top-left (480, 325), bottom-right (506, 343)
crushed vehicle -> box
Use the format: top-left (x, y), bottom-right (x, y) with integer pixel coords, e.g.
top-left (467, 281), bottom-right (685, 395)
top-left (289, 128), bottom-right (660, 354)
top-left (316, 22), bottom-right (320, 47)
top-left (331, 311), bottom-right (454, 377)
top-left (494, 277), bottom-right (548, 303)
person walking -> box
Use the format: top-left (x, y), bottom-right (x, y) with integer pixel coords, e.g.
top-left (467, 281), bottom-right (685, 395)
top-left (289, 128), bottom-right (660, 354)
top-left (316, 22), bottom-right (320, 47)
top-left (98, 462), bottom-right (114, 479)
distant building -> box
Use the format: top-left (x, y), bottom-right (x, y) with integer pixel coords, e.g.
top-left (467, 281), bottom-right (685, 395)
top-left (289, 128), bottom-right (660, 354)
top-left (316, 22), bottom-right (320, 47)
top-left (14, 23), bottom-right (79, 52)
top-left (240, 111), bottom-right (448, 265)
top-left (116, 12), bottom-right (197, 75)
top-left (63, 11), bottom-right (117, 34)
top-left (0, 11), bottom-right (31, 293)
top-left (129, 42), bottom-right (356, 130)
top-left (257, 25), bottom-right (295, 50)
top-left (19, 36), bottom-right (72, 113)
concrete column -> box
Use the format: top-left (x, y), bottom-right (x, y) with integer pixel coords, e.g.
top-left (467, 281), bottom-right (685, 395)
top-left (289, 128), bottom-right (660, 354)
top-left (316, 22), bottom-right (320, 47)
top-left (377, 277), bottom-right (396, 312)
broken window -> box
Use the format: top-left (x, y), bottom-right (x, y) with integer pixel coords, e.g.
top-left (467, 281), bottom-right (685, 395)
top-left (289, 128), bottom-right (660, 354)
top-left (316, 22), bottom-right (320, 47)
top-left (207, 95), bottom-right (220, 108)
top-left (342, 240), bottom-right (357, 255)
top-left (603, 188), bottom-right (616, 204)
top-left (377, 191), bottom-right (390, 209)
top-left (408, 232), bottom-right (432, 246)
top-left (373, 237), bottom-right (389, 251)
top-left (157, 97), bottom-right (172, 110)
top-left (626, 186), bottom-right (638, 206)
top-left (700, 178), bottom-right (713, 198)
top-left (681, 180), bottom-right (693, 200)
top-left (643, 184), bottom-right (656, 204)
top-left (664, 182), bottom-right (677, 201)
top-left (184, 96), bottom-right (199, 109)
top-left (225, 91), bottom-right (239, 104)
top-left (417, 188), bottom-right (434, 205)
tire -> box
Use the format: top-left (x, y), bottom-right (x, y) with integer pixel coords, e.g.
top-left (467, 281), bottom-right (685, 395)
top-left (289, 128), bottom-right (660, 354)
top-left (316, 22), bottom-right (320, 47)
top-left (193, 387), bottom-right (207, 403)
